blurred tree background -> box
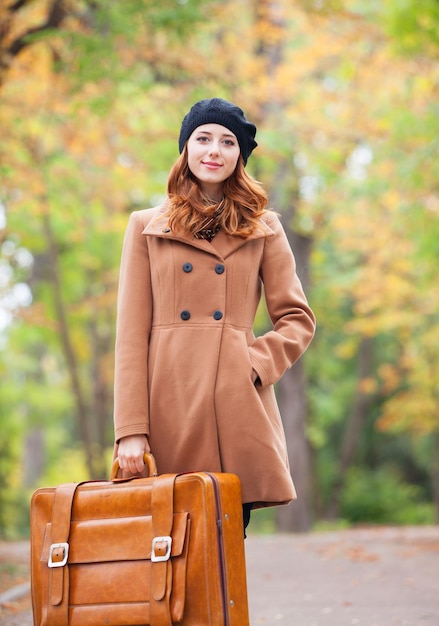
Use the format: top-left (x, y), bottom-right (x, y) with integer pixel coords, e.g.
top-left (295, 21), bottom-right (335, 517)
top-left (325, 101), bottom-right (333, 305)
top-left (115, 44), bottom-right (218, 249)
top-left (0, 0), bottom-right (438, 537)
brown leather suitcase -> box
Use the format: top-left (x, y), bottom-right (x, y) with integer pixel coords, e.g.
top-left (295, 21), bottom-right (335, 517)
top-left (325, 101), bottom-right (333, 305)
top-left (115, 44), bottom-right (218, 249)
top-left (30, 454), bottom-right (249, 626)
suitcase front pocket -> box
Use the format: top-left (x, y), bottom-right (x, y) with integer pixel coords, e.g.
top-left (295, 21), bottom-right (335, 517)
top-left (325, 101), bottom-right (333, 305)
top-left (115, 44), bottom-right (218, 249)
top-left (40, 511), bottom-right (191, 625)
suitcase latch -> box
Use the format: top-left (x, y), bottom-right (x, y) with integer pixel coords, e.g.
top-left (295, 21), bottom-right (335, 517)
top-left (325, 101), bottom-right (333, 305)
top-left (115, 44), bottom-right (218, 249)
top-left (48, 542), bottom-right (69, 568)
top-left (151, 536), bottom-right (172, 562)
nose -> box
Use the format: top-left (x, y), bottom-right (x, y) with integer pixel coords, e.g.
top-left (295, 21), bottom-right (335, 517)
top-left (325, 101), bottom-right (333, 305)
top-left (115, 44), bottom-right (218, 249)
top-left (208, 141), bottom-right (220, 156)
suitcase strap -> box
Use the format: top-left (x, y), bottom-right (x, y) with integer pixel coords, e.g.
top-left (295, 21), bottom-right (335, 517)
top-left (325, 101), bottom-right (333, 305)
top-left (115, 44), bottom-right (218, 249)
top-left (46, 481), bottom-right (79, 626)
top-left (151, 474), bottom-right (177, 626)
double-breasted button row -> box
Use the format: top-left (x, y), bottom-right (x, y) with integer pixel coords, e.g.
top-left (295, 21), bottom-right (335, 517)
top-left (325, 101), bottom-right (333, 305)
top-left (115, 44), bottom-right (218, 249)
top-left (182, 262), bottom-right (225, 275)
top-left (180, 309), bottom-right (224, 321)
top-left (180, 261), bottom-right (224, 321)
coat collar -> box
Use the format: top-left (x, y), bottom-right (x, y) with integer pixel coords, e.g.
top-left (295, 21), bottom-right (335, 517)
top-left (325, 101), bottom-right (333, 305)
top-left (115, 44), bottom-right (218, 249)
top-left (142, 203), bottom-right (274, 260)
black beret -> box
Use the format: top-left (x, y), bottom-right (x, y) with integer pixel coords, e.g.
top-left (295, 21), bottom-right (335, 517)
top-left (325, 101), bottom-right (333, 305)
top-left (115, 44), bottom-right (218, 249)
top-left (178, 98), bottom-right (258, 166)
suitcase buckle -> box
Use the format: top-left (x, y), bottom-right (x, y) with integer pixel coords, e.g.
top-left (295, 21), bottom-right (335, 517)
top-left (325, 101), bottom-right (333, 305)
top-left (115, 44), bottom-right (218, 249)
top-left (48, 542), bottom-right (69, 568)
top-left (151, 536), bottom-right (172, 562)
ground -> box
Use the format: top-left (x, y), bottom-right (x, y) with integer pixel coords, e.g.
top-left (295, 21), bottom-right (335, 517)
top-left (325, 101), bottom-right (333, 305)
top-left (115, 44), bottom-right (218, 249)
top-left (245, 526), bottom-right (439, 625)
top-left (1, 525), bottom-right (438, 625)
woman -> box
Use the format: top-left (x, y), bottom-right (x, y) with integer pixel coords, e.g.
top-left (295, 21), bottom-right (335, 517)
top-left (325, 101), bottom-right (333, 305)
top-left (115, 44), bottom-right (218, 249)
top-left (113, 98), bottom-right (316, 532)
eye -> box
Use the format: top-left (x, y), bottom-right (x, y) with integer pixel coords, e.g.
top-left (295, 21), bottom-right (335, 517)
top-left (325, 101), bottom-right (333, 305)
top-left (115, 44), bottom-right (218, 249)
top-left (196, 135), bottom-right (209, 142)
top-left (223, 139), bottom-right (236, 146)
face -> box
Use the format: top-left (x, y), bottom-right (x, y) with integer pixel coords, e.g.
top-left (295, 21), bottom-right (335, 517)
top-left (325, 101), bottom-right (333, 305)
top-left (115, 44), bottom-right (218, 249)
top-left (186, 123), bottom-right (241, 200)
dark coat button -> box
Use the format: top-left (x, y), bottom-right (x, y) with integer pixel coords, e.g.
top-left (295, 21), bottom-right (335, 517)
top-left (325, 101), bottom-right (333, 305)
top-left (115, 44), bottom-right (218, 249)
top-left (180, 310), bottom-right (191, 321)
top-left (215, 264), bottom-right (225, 274)
top-left (182, 263), bottom-right (193, 273)
top-left (213, 310), bottom-right (223, 320)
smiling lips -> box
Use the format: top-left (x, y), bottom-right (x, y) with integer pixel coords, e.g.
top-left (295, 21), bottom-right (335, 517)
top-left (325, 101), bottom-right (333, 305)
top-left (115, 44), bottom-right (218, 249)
top-left (202, 161), bottom-right (222, 169)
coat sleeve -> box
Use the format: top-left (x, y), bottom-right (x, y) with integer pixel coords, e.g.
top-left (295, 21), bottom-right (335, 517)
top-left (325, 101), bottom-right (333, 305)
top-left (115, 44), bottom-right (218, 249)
top-left (113, 210), bottom-right (152, 442)
top-left (248, 213), bottom-right (316, 388)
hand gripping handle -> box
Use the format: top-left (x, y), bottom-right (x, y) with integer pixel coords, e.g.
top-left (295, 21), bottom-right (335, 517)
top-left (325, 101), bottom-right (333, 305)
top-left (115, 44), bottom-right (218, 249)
top-left (110, 452), bottom-right (158, 480)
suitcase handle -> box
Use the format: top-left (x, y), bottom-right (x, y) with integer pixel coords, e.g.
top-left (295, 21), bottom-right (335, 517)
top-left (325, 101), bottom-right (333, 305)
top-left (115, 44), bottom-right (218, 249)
top-left (110, 452), bottom-right (158, 480)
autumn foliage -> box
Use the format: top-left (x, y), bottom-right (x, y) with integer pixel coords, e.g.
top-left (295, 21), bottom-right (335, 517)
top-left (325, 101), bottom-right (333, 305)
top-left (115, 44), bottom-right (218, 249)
top-left (0, 0), bottom-right (438, 535)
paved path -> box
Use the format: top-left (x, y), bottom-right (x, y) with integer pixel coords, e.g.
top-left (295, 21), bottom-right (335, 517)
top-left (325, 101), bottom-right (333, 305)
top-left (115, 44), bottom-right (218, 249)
top-left (1, 526), bottom-right (438, 625)
top-left (245, 526), bottom-right (439, 625)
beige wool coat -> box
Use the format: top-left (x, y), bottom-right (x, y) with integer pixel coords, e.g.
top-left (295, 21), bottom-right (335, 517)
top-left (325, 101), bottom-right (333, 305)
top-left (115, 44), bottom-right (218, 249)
top-left (113, 203), bottom-right (316, 508)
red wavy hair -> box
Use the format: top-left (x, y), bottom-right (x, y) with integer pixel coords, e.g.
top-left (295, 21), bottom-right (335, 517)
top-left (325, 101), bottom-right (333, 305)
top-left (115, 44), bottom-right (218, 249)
top-left (165, 147), bottom-right (268, 238)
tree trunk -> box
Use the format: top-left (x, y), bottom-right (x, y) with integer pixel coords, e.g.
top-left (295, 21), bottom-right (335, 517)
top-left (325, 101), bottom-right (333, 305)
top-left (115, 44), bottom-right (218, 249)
top-left (23, 428), bottom-right (45, 488)
top-left (90, 315), bottom-right (112, 477)
top-left (326, 335), bottom-right (375, 519)
top-left (276, 229), bottom-right (314, 532)
top-left (276, 360), bottom-right (313, 531)
top-left (41, 205), bottom-right (99, 478)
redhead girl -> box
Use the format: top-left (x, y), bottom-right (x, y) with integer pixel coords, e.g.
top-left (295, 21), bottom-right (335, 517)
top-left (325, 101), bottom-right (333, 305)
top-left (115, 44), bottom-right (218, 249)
top-left (113, 98), bottom-right (316, 532)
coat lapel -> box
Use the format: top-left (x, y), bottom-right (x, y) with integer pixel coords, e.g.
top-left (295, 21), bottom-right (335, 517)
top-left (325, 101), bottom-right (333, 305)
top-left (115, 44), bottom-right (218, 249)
top-left (142, 204), bottom-right (274, 259)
